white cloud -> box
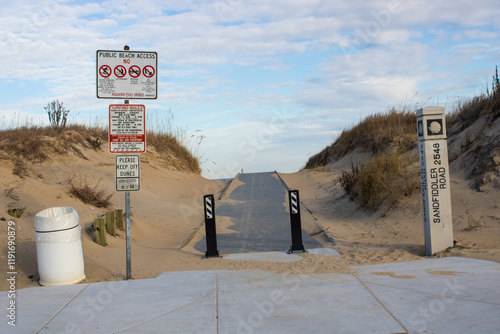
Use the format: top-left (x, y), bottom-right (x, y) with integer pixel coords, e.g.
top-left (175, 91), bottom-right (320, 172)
top-left (1, 0), bottom-right (500, 176)
top-left (296, 42), bottom-right (430, 114)
top-left (465, 29), bottom-right (498, 40)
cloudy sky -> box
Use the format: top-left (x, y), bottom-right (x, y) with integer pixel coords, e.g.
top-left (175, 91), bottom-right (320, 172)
top-left (1, 0), bottom-right (499, 179)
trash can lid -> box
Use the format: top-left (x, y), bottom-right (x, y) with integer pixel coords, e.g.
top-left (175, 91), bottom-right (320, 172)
top-left (34, 207), bottom-right (79, 232)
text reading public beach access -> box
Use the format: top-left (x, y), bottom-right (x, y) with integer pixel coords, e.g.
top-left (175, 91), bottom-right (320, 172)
top-left (98, 52), bottom-right (156, 60)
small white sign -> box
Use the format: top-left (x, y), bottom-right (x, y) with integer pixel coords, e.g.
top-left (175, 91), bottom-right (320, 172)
top-left (97, 50), bottom-right (157, 99)
top-left (115, 155), bottom-right (140, 191)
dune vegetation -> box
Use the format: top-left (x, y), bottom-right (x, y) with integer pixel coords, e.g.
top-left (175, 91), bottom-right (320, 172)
top-left (305, 67), bottom-right (500, 212)
top-left (0, 107), bottom-right (201, 208)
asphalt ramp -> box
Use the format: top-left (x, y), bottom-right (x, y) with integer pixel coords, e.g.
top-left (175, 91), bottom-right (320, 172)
top-left (193, 171), bottom-right (323, 254)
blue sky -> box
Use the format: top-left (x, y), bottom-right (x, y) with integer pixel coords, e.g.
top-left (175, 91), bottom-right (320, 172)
top-left (1, 0), bottom-right (499, 179)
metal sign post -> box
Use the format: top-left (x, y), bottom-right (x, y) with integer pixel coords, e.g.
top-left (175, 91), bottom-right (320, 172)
top-left (115, 153), bottom-right (140, 280)
top-left (123, 97), bottom-right (133, 280)
top-left (203, 194), bottom-right (220, 258)
top-left (99, 44), bottom-right (154, 280)
top-left (288, 190), bottom-right (306, 253)
top-left (417, 106), bottom-right (454, 255)
top-left (125, 191), bottom-right (131, 279)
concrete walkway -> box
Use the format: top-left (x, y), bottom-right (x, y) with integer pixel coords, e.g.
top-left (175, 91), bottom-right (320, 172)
top-left (2, 254), bottom-right (499, 333)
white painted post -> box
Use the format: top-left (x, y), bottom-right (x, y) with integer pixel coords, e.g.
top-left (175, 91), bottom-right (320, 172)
top-left (417, 106), bottom-right (454, 255)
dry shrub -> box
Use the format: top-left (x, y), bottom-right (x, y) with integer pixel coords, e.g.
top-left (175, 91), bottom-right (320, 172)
top-left (447, 66), bottom-right (500, 134)
top-left (0, 126), bottom-right (48, 162)
top-left (0, 125), bottom-right (107, 164)
top-left (67, 177), bottom-right (113, 208)
top-left (305, 108), bottom-right (416, 169)
top-left (12, 160), bottom-right (29, 178)
top-left (446, 67), bottom-right (500, 190)
top-left (147, 131), bottom-right (200, 173)
top-left (146, 109), bottom-right (202, 174)
top-left (464, 210), bottom-right (488, 231)
top-left (65, 124), bottom-right (107, 150)
top-left (0, 123), bottom-right (200, 176)
top-left (308, 66), bottom-right (499, 211)
top-left (339, 154), bottom-right (420, 211)
top-left (306, 107), bottom-right (420, 212)
top-left (1, 106), bottom-right (201, 175)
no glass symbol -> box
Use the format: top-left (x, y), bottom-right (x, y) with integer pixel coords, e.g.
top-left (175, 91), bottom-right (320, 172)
top-left (143, 65), bottom-right (155, 78)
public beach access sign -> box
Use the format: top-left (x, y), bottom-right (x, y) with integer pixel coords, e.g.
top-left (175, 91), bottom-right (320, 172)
top-left (109, 104), bottom-right (146, 154)
top-left (97, 50), bottom-right (157, 99)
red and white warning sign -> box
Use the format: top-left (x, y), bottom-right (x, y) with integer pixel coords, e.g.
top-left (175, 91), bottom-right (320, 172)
top-left (109, 104), bottom-right (146, 154)
top-left (97, 50), bottom-right (157, 99)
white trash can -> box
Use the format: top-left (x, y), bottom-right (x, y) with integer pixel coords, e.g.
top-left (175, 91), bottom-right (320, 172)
top-left (34, 207), bottom-right (86, 286)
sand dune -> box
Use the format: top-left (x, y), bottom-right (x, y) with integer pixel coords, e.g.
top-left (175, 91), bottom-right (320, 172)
top-left (1, 126), bottom-right (499, 291)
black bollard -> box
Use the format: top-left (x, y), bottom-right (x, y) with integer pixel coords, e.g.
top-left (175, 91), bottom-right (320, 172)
top-left (203, 194), bottom-right (220, 258)
top-left (288, 190), bottom-right (306, 253)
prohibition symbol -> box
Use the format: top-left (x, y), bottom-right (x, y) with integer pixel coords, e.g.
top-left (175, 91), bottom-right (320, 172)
top-left (99, 65), bottom-right (111, 78)
top-left (143, 65), bottom-right (155, 78)
top-left (129, 65), bottom-right (141, 78)
top-left (114, 65), bottom-right (126, 78)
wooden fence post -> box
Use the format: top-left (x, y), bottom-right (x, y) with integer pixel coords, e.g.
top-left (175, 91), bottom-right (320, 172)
top-left (106, 211), bottom-right (116, 236)
top-left (115, 209), bottom-right (124, 230)
top-left (93, 217), bottom-right (107, 247)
